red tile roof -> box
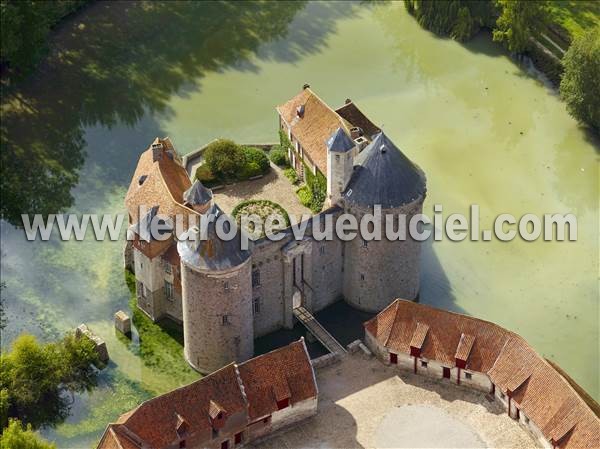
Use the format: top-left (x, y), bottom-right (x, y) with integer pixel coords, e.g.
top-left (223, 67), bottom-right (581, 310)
top-left (238, 339), bottom-right (318, 420)
top-left (97, 340), bottom-right (317, 449)
top-left (365, 299), bottom-right (600, 448)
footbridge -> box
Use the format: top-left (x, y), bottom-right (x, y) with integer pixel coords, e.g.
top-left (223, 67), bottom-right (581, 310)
top-left (293, 306), bottom-right (347, 356)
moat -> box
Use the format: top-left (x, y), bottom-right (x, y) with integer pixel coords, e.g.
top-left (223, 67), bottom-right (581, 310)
top-left (0, 1), bottom-right (597, 447)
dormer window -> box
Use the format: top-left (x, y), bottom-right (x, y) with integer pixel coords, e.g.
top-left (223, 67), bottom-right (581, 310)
top-left (138, 175), bottom-right (147, 186)
top-left (276, 397), bottom-right (290, 410)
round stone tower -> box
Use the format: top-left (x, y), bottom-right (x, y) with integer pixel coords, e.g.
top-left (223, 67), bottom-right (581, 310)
top-left (177, 203), bottom-right (253, 373)
top-left (342, 132), bottom-right (427, 312)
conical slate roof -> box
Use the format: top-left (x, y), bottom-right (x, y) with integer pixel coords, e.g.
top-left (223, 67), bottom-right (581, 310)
top-left (177, 204), bottom-right (251, 272)
top-left (345, 132), bottom-right (426, 208)
top-left (326, 127), bottom-right (355, 153)
top-left (183, 180), bottom-right (212, 206)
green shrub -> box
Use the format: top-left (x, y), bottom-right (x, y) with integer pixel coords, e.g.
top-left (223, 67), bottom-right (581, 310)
top-left (239, 161), bottom-right (263, 180)
top-left (242, 146), bottom-right (270, 174)
top-left (279, 129), bottom-right (293, 151)
top-left (269, 147), bottom-right (288, 166)
top-left (296, 185), bottom-right (312, 207)
top-left (204, 139), bottom-right (245, 180)
top-left (195, 165), bottom-right (218, 186)
top-left (560, 27), bottom-right (600, 133)
top-left (283, 167), bottom-right (299, 185)
top-left (303, 162), bottom-right (327, 213)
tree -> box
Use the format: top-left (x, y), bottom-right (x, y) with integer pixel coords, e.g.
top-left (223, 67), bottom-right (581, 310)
top-left (0, 333), bottom-right (99, 429)
top-left (560, 27), bottom-right (600, 133)
top-left (0, 420), bottom-right (56, 449)
top-left (493, 0), bottom-right (548, 53)
top-left (204, 139), bottom-right (245, 181)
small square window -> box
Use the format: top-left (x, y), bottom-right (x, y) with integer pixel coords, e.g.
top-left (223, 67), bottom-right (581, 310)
top-left (222, 315), bottom-right (230, 325)
top-left (360, 273), bottom-right (365, 281)
top-left (421, 360), bottom-right (428, 368)
top-left (165, 281), bottom-right (174, 301)
top-left (224, 281), bottom-right (229, 290)
top-left (252, 269), bottom-right (260, 287)
top-left (465, 372), bottom-right (472, 380)
top-left (253, 298), bottom-right (261, 315)
top-left (362, 239), bottom-right (368, 248)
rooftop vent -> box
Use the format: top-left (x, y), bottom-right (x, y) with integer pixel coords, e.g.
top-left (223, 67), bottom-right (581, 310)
top-left (138, 175), bottom-right (148, 186)
top-left (302, 83), bottom-right (310, 90)
top-left (354, 136), bottom-right (368, 151)
top-left (345, 98), bottom-right (352, 104)
top-left (350, 126), bottom-right (363, 139)
top-left (296, 104), bottom-right (305, 118)
top-left (380, 144), bottom-right (387, 153)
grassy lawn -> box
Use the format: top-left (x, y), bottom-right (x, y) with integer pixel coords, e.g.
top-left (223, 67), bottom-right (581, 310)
top-left (546, 1), bottom-right (600, 41)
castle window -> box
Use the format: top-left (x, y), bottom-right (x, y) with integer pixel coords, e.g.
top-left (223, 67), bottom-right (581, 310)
top-left (335, 155), bottom-right (340, 162)
top-left (360, 273), bottom-right (365, 281)
top-left (138, 281), bottom-right (146, 298)
top-left (252, 269), bottom-right (260, 287)
top-left (421, 360), bottom-right (428, 368)
top-left (389, 353), bottom-right (398, 364)
top-left (222, 315), bottom-right (230, 325)
top-left (234, 432), bottom-right (243, 445)
top-left (362, 239), bottom-right (368, 248)
top-left (165, 262), bottom-right (172, 274)
top-left (319, 246), bottom-right (325, 255)
top-left (223, 281), bottom-right (229, 290)
top-left (164, 281), bottom-right (174, 301)
top-left (221, 440), bottom-right (229, 449)
top-left (179, 440), bottom-right (186, 448)
top-left (465, 372), bottom-right (472, 380)
top-left (253, 298), bottom-right (261, 315)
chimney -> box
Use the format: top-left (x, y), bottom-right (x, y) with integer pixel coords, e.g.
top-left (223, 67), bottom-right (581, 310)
top-left (152, 141), bottom-right (164, 162)
top-left (345, 98), bottom-right (352, 104)
top-left (302, 83), bottom-right (310, 90)
top-left (350, 127), bottom-right (363, 140)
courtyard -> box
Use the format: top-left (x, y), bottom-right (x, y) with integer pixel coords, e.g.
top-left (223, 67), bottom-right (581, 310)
top-left (252, 354), bottom-right (539, 449)
top-left (212, 163), bottom-right (312, 221)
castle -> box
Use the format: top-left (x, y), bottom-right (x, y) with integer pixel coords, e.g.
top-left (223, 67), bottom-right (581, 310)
top-left (124, 86), bottom-right (427, 374)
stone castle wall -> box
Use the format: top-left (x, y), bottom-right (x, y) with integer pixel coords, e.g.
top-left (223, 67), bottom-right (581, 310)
top-left (182, 258), bottom-right (254, 373)
top-left (343, 196), bottom-right (425, 312)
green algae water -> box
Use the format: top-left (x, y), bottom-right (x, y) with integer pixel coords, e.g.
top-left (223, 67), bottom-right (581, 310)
top-left (1, 2), bottom-right (597, 447)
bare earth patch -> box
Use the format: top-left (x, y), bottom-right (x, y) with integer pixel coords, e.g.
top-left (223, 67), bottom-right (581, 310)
top-left (252, 355), bottom-right (539, 449)
top-left (212, 163), bottom-right (311, 221)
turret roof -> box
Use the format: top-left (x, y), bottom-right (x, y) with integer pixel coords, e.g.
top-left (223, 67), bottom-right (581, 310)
top-left (327, 127), bottom-right (355, 153)
top-left (345, 132), bottom-right (426, 208)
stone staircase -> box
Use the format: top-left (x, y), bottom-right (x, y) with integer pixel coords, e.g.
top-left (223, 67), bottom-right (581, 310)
top-left (293, 306), bottom-right (347, 356)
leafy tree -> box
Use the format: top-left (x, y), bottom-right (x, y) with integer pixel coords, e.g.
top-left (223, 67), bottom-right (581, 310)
top-left (204, 139), bottom-right (245, 181)
top-left (0, 333), bottom-right (99, 429)
top-left (269, 147), bottom-right (288, 167)
top-left (0, 1), bottom-right (89, 77)
top-left (404, 0), bottom-right (497, 41)
top-left (560, 27), bottom-right (600, 133)
top-left (493, 0), bottom-right (549, 52)
top-left (242, 147), bottom-right (270, 174)
top-left (0, 420), bottom-right (56, 449)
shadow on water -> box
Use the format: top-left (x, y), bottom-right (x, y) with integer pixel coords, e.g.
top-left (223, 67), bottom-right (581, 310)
top-left (0, 0), bottom-right (360, 227)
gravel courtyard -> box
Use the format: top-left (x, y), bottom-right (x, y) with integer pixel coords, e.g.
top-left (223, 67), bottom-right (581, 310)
top-left (253, 354), bottom-right (539, 449)
top-left (213, 163), bottom-right (312, 221)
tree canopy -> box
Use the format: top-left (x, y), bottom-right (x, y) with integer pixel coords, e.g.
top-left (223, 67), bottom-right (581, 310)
top-left (492, 0), bottom-right (549, 52)
top-left (560, 27), bottom-right (600, 133)
top-left (0, 420), bottom-right (56, 449)
top-left (0, 333), bottom-right (100, 429)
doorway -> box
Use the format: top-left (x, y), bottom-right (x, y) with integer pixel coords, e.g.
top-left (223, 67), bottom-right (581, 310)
top-left (443, 367), bottom-right (451, 379)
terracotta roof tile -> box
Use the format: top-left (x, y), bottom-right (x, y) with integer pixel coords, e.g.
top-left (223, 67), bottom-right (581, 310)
top-left (365, 299), bottom-right (600, 449)
top-left (97, 341), bottom-right (317, 449)
top-left (455, 333), bottom-right (475, 362)
top-left (409, 322), bottom-right (429, 350)
top-left (276, 88), bottom-right (353, 174)
top-left (125, 138), bottom-right (197, 239)
top-left (238, 339), bottom-right (317, 420)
